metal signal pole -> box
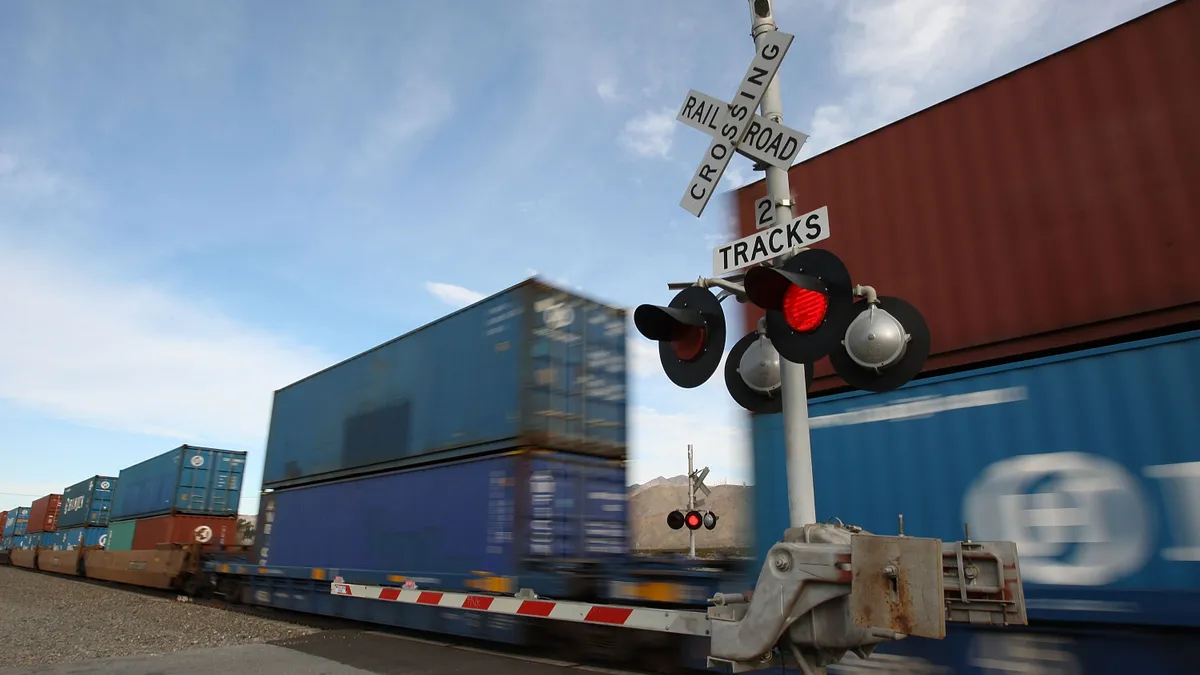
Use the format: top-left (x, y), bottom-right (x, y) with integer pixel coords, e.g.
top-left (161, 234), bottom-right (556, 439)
top-left (747, 0), bottom-right (816, 529)
top-left (687, 443), bottom-right (696, 558)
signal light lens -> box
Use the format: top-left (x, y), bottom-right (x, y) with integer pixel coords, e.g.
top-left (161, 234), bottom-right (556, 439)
top-left (685, 510), bottom-right (703, 530)
top-left (703, 512), bottom-right (718, 530)
top-left (666, 510), bottom-right (685, 530)
top-left (671, 326), bottom-right (707, 361)
top-left (782, 285), bottom-right (828, 333)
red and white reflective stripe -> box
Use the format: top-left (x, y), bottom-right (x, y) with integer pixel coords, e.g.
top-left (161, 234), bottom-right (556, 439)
top-left (330, 583), bottom-right (711, 636)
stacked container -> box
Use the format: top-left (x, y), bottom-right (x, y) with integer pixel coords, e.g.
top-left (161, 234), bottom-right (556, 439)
top-left (2, 507), bottom-right (30, 540)
top-left (105, 445), bottom-right (245, 551)
top-left (28, 494), bottom-right (63, 538)
top-left (254, 278), bottom-right (631, 593)
top-left (55, 475), bottom-right (118, 553)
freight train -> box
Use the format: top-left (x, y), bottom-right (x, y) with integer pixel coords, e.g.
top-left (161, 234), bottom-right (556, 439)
top-left (3, 3), bottom-right (1199, 673)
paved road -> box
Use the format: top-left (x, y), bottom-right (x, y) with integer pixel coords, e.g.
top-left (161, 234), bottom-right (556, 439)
top-left (0, 630), bottom-right (638, 675)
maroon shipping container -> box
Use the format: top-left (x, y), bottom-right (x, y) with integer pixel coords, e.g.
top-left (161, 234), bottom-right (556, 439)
top-left (733, 0), bottom-right (1200, 395)
top-left (130, 514), bottom-right (238, 551)
top-left (0, 510), bottom-right (7, 536)
top-left (27, 494), bottom-right (63, 534)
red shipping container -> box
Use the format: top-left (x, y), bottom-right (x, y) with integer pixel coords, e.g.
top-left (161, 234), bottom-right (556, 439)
top-left (0, 510), bottom-right (7, 536)
top-left (131, 514), bottom-right (239, 551)
top-left (28, 494), bottom-right (63, 534)
top-left (733, 0), bottom-right (1200, 395)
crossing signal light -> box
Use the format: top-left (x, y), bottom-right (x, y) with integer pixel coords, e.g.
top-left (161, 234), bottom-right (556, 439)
top-left (702, 511), bottom-right (718, 530)
top-left (743, 249), bottom-right (854, 364)
top-left (829, 296), bottom-right (931, 393)
top-left (724, 330), bottom-right (814, 414)
top-left (684, 510), bottom-right (703, 530)
top-left (634, 286), bottom-right (727, 389)
top-left (667, 510), bottom-right (686, 530)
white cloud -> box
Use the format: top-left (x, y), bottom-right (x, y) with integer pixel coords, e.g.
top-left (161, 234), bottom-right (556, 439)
top-left (424, 281), bottom-right (485, 308)
top-left (596, 77), bottom-right (618, 102)
top-left (0, 244), bottom-right (331, 447)
top-left (620, 108), bottom-right (676, 159)
top-left (802, 0), bottom-right (1164, 157)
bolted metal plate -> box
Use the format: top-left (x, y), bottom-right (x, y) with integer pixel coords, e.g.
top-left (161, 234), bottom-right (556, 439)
top-left (849, 534), bottom-right (945, 639)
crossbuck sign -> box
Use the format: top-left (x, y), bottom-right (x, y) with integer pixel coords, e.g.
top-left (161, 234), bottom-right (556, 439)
top-left (679, 30), bottom-right (795, 218)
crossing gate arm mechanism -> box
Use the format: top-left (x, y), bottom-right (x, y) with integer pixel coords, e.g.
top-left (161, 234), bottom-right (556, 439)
top-left (705, 522), bottom-right (1028, 673)
top-left (328, 583), bottom-right (712, 636)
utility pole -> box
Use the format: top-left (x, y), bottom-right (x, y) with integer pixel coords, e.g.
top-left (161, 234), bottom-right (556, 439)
top-left (687, 444), bottom-right (696, 558)
top-left (746, 0), bottom-right (816, 529)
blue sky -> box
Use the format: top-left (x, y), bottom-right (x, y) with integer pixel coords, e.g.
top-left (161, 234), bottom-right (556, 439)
top-left (0, 0), bottom-right (1167, 515)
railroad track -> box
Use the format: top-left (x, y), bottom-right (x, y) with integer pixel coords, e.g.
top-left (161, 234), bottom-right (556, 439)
top-left (2, 563), bottom-right (712, 675)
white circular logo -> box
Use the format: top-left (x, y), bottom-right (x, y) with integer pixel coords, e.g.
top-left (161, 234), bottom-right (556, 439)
top-left (963, 451), bottom-right (1151, 586)
top-left (543, 304), bottom-right (574, 330)
top-left (98, 534), bottom-right (108, 547)
top-left (189, 455), bottom-right (205, 467)
top-left (99, 481), bottom-right (111, 489)
top-left (194, 526), bottom-right (213, 543)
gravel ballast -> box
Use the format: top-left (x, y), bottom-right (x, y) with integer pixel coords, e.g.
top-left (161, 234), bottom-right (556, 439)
top-left (0, 565), bottom-right (319, 669)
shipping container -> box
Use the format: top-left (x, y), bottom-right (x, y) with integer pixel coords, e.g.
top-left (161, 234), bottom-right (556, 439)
top-left (58, 475), bottom-right (118, 529)
top-left (105, 519), bottom-right (136, 551)
top-left (842, 624), bottom-right (1200, 675)
top-left (2, 507), bottom-right (29, 537)
top-left (0, 510), bottom-right (6, 536)
top-left (733, 0), bottom-right (1200, 395)
top-left (46, 526), bottom-right (109, 551)
top-left (110, 445), bottom-right (246, 521)
top-left (0, 536), bottom-right (11, 551)
top-left (256, 449), bottom-right (627, 590)
top-left (27, 494), bottom-right (63, 534)
top-left (12, 534), bottom-right (39, 550)
top-left (131, 514), bottom-right (238, 551)
top-left (263, 278), bottom-right (629, 489)
top-left (752, 330), bottom-right (1200, 628)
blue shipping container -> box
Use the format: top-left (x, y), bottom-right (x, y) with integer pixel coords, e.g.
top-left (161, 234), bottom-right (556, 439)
top-left (263, 279), bottom-right (629, 489)
top-left (2, 507), bottom-right (30, 537)
top-left (256, 450), bottom-right (627, 589)
top-left (46, 527), bottom-right (109, 551)
top-left (57, 475), bottom-right (118, 528)
top-left (12, 534), bottom-right (38, 550)
top-left (752, 330), bottom-right (1200, 628)
top-left (0, 536), bottom-right (11, 551)
top-left (110, 445), bottom-right (246, 521)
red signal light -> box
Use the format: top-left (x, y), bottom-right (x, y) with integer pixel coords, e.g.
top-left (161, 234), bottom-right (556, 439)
top-left (671, 326), bottom-right (707, 361)
top-left (782, 285), bottom-right (828, 333)
top-left (685, 510), bottom-right (703, 530)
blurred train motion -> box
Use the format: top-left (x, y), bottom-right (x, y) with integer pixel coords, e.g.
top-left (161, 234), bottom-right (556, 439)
top-left (3, 2), bottom-right (1199, 673)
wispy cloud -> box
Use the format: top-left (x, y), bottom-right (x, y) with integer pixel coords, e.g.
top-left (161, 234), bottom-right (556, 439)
top-left (628, 404), bottom-right (750, 485)
top-left (620, 108), bottom-right (676, 159)
top-left (424, 281), bottom-right (486, 308)
top-left (353, 74), bottom-right (454, 173)
top-left (596, 77), bottom-right (618, 102)
top-left (0, 242), bottom-right (330, 446)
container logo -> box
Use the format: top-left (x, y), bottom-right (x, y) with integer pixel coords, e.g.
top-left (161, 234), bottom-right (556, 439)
top-left (190, 455), bottom-right (206, 468)
top-left (98, 534), bottom-right (108, 547)
top-left (194, 526), bottom-right (214, 543)
top-left (63, 496), bottom-right (86, 514)
top-left (963, 452), bottom-right (1152, 586)
top-left (99, 481), bottom-right (111, 489)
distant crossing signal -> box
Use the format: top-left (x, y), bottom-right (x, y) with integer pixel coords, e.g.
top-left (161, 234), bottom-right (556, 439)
top-left (667, 510), bottom-right (686, 530)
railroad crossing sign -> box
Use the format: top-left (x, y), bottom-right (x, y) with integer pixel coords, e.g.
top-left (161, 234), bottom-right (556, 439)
top-left (676, 90), bottom-right (808, 171)
top-left (691, 466), bottom-right (711, 499)
top-left (679, 30), bottom-right (795, 218)
top-left (712, 205), bottom-right (831, 276)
